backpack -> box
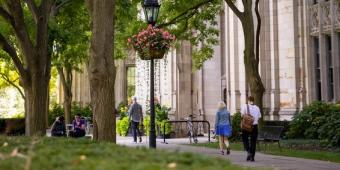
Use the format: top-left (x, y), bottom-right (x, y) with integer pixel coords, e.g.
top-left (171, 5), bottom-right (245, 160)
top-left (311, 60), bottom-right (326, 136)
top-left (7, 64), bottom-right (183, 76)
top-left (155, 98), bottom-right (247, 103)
top-left (240, 104), bottom-right (254, 132)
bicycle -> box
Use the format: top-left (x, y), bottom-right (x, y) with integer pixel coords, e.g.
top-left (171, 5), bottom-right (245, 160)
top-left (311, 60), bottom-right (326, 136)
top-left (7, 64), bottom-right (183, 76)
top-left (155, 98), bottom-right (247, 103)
top-left (186, 114), bottom-right (198, 144)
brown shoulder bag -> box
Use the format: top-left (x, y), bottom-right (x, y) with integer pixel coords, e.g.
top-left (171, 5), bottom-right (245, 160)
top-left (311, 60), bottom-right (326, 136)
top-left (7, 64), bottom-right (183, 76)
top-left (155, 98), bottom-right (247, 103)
top-left (240, 104), bottom-right (254, 132)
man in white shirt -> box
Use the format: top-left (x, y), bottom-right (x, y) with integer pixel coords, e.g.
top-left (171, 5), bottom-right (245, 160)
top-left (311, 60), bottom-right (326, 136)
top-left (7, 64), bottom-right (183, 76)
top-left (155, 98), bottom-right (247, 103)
top-left (240, 96), bottom-right (261, 162)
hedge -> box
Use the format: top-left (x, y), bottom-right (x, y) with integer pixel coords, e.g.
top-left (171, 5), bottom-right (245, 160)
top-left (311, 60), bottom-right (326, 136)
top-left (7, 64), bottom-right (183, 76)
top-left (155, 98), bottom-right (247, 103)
top-left (287, 101), bottom-right (340, 147)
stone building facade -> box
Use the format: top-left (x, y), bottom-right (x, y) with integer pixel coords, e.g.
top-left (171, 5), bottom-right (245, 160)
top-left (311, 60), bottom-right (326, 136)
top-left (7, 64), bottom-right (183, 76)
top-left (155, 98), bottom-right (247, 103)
top-left (62, 0), bottom-right (340, 125)
top-left (195, 0), bottom-right (340, 122)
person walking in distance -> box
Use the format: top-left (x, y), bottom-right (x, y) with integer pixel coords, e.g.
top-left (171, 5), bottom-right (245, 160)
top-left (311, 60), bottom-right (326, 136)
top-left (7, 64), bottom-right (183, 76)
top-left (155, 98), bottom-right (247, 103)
top-left (241, 96), bottom-right (261, 162)
top-left (128, 97), bottom-right (143, 143)
top-left (215, 101), bottom-right (232, 155)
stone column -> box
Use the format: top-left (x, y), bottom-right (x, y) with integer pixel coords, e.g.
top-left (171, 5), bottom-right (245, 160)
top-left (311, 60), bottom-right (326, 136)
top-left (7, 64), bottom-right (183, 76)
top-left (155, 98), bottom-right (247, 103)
top-left (169, 49), bottom-right (177, 120)
top-left (319, 1), bottom-right (330, 101)
top-left (176, 41), bottom-right (192, 120)
top-left (225, 3), bottom-right (231, 111)
top-left (269, 0), bottom-right (281, 120)
top-left (226, 5), bottom-right (241, 114)
top-left (275, 0), bottom-right (299, 120)
top-left (307, 1), bottom-right (319, 102)
top-left (114, 60), bottom-right (126, 107)
top-left (331, 0), bottom-right (340, 101)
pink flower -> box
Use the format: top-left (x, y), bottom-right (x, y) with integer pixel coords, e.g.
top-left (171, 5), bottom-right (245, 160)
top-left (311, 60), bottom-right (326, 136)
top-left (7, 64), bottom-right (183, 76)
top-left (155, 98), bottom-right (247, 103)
top-left (128, 26), bottom-right (175, 55)
top-left (148, 24), bottom-right (153, 30)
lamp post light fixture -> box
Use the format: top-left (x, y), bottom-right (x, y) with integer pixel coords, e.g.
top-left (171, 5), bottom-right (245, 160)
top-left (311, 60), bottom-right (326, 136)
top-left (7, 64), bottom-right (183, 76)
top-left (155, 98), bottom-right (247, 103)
top-left (143, 0), bottom-right (160, 27)
top-left (142, 0), bottom-right (160, 148)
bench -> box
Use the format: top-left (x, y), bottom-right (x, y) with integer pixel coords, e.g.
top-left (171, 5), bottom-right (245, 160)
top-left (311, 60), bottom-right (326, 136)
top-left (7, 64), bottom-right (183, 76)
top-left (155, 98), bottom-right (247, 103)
top-left (257, 126), bottom-right (284, 151)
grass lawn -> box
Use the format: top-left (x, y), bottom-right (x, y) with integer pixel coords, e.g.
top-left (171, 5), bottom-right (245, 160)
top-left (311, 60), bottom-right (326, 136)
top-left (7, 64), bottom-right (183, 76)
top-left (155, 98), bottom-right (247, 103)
top-left (0, 136), bottom-right (265, 170)
top-left (192, 141), bottom-right (340, 163)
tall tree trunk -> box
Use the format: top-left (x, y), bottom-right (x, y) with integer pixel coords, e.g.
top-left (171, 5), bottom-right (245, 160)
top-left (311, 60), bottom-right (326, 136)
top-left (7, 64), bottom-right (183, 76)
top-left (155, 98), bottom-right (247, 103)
top-left (225, 0), bottom-right (265, 122)
top-left (46, 86), bottom-right (50, 128)
top-left (0, 0), bottom-right (58, 136)
top-left (57, 67), bottom-right (73, 124)
top-left (63, 93), bottom-right (72, 124)
top-left (240, 1), bottom-right (265, 122)
top-left (24, 73), bottom-right (49, 136)
top-left (86, 0), bottom-right (116, 142)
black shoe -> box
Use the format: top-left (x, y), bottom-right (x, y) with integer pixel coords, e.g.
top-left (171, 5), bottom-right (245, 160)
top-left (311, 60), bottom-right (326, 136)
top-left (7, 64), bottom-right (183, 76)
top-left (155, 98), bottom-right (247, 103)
top-left (220, 150), bottom-right (224, 155)
top-left (226, 148), bottom-right (230, 155)
top-left (246, 153), bottom-right (252, 161)
top-left (250, 156), bottom-right (255, 162)
top-left (139, 137), bottom-right (142, 143)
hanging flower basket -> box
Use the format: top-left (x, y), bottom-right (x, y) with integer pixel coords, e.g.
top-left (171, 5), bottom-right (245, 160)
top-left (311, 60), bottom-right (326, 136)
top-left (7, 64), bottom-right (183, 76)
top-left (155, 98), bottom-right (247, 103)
top-left (139, 49), bottom-right (166, 60)
top-left (128, 25), bottom-right (175, 60)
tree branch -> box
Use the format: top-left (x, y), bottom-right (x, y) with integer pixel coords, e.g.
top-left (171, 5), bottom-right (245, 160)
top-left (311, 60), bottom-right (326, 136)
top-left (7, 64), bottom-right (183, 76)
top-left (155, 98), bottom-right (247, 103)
top-left (55, 0), bottom-right (71, 11)
top-left (6, 0), bottom-right (35, 63)
top-left (0, 6), bottom-right (15, 26)
top-left (25, 0), bottom-right (39, 23)
top-left (51, 0), bottom-right (72, 17)
top-left (157, 0), bottom-right (215, 28)
top-left (0, 72), bottom-right (25, 99)
top-left (0, 33), bottom-right (28, 85)
top-left (255, 0), bottom-right (261, 67)
top-left (224, 0), bottom-right (243, 19)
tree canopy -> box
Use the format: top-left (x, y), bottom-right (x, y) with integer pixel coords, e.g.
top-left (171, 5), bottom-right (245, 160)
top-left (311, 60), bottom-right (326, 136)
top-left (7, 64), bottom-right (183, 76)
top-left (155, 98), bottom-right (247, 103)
top-left (115, 0), bottom-right (223, 69)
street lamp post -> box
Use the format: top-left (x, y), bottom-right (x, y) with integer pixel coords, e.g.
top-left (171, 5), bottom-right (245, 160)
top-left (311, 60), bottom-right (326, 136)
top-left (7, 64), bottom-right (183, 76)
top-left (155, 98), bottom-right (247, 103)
top-left (143, 0), bottom-right (160, 148)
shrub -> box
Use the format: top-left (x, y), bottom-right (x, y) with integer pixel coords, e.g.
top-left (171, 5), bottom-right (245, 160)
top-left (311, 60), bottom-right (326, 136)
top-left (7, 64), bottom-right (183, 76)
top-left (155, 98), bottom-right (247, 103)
top-left (0, 119), bottom-right (5, 133)
top-left (11, 113), bottom-right (24, 118)
top-left (230, 112), bottom-right (241, 141)
top-left (287, 101), bottom-right (340, 147)
top-left (155, 105), bottom-right (170, 121)
top-left (155, 105), bottom-right (172, 136)
top-left (48, 103), bottom-right (93, 126)
top-left (140, 105), bottom-right (172, 136)
top-left (116, 117), bottom-right (130, 136)
top-left (4, 118), bottom-right (25, 135)
top-left (71, 102), bottom-right (92, 120)
top-left (287, 101), bottom-right (329, 139)
top-left (318, 104), bottom-right (340, 147)
top-left (117, 102), bottom-right (128, 120)
top-left (158, 120), bottom-right (172, 136)
top-left (143, 115), bottom-right (150, 136)
top-left (48, 103), bottom-right (64, 125)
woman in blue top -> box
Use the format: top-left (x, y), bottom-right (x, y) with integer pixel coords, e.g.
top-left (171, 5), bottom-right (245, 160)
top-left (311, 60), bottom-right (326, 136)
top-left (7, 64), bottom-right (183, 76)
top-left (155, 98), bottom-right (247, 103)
top-left (215, 101), bottom-right (232, 155)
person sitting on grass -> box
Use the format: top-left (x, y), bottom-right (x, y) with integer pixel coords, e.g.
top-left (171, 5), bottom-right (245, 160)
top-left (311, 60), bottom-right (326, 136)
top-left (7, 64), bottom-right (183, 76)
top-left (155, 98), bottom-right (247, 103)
top-left (69, 114), bottom-right (86, 138)
top-left (51, 116), bottom-right (66, 137)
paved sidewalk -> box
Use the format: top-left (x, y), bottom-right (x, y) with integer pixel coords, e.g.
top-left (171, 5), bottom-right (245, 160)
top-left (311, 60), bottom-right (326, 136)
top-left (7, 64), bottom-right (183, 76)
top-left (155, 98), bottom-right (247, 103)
top-left (117, 136), bottom-right (340, 170)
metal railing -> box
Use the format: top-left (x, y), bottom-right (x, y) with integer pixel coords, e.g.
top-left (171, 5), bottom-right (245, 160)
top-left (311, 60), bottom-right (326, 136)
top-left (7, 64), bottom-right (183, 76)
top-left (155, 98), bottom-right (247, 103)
top-left (162, 120), bottom-right (211, 144)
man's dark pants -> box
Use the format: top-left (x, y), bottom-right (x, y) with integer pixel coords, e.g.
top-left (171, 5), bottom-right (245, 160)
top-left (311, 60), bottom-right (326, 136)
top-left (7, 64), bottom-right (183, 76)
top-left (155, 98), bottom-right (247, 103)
top-left (242, 125), bottom-right (258, 158)
top-left (131, 121), bottom-right (141, 142)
